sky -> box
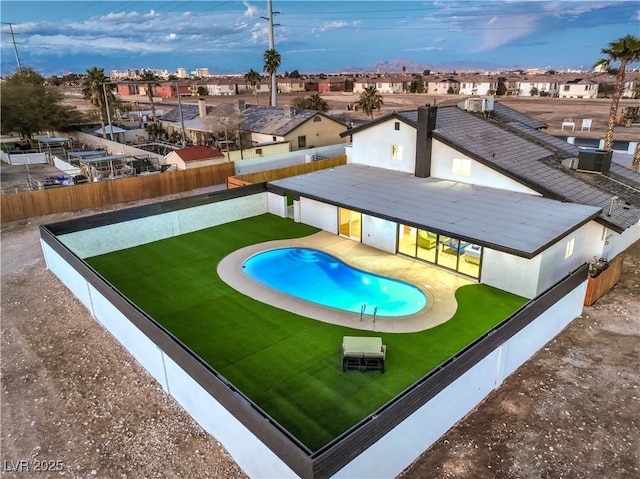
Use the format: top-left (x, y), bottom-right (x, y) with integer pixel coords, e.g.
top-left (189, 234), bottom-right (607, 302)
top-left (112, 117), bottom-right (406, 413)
top-left (1, 0), bottom-right (638, 77)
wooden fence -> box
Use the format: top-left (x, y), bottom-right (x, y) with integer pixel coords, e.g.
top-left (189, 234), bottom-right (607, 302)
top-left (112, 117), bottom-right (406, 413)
top-left (584, 255), bottom-right (623, 306)
top-left (1, 163), bottom-right (235, 223)
top-left (227, 156), bottom-right (347, 188)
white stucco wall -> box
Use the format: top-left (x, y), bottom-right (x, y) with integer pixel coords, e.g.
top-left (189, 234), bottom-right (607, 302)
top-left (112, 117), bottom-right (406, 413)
top-left (349, 120), bottom-right (417, 173)
top-left (481, 248), bottom-right (542, 299)
top-left (333, 281), bottom-right (587, 479)
top-left (430, 141), bottom-right (541, 195)
top-left (603, 221), bottom-right (640, 260)
top-left (41, 242), bottom-right (296, 479)
top-left (299, 197), bottom-right (338, 233)
top-left (361, 215), bottom-right (397, 253)
top-left (537, 222), bottom-right (595, 294)
top-left (59, 193), bottom-right (269, 258)
top-left (267, 191), bottom-right (287, 218)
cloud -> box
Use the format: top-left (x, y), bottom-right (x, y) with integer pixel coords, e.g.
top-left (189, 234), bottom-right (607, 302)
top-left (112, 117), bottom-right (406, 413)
top-left (403, 46), bottom-right (444, 52)
top-left (243, 1), bottom-right (259, 19)
top-left (487, 16), bottom-right (498, 26)
top-left (320, 20), bottom-right (360, 32)
top-left (470, 13), bottom-right (538, 52)
top-left (433, 38), bottom-right (446, 44)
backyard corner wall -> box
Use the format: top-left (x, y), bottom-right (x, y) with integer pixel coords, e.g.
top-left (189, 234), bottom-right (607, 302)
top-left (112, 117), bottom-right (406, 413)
top-left (58, 193), bottom-right (269, 258)
top-left (330, 276), bottom-right (588, 479)
top-left (349, 119), bottom-right (417, 173)
top-left (430, 140), bottom-right (541, 195)
top-left (38, 240), bottom-right (300, 479)
top-left (267, 191), bottom-right (288, 218)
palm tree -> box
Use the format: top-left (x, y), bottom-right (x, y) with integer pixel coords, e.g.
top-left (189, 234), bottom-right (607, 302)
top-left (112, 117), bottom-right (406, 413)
top-left (305, 93), bottom-right (329, 112)
top-left (593, 35), bottom-right (640, 162)
top-left (357, 85), bottom-right (384, 119)
top-left (139, 70), bottom-right (160, 122)
top-left (244, 69), bottom-right (262, 105)
top-left (81, 66), bottom-right (115, 138)
top-left (263, 48), bottom-right (281, 106)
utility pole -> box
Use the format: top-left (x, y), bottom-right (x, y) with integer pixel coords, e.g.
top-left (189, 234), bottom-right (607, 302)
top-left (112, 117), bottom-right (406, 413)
top-left (2, 22), bottom-right (23, 70)
top-left (267, 0), bottom-right (277, 107)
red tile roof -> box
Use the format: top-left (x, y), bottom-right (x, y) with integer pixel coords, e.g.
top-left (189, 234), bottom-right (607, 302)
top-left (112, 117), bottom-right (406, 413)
top-left (175, 146), bottom-right (224, 162)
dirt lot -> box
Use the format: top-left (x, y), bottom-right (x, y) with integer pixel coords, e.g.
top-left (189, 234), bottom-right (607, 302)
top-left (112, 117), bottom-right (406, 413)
top-left (1, 96), bottom-right (639, 478)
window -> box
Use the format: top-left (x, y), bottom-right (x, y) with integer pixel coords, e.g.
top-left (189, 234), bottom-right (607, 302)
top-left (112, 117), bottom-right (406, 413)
top-left (298, 135), bottom-right (306, 148)
top-left (584, 85), bottom-right (589, 91)
top-left (255, 148), bottom-right (262, 155)
top-left (394, 121), bottom-right (400, 131)
top-left (563, 85), bottom-right (570, 91)
top-left (390, 144), bottom-right (403, 160)
top-left (452, 157), bottom-right (472, 176)
top-left (565, 237), bottom-right (575, 259)
top-left (313, 116), bottom-right (321, 122)
top-left (272, 136), bottom-right (277, 141)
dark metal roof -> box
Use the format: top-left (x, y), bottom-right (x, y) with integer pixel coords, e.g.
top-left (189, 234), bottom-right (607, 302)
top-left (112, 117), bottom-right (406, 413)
top-left (347, 103), bottom-right (639, 232)
top-left (493, 103), bottom-right (547, 129)
top-left (269, 164), bottom-right (601, 258)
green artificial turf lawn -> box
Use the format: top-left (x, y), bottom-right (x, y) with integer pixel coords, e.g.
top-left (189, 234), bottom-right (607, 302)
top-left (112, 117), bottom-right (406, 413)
top-left (86, 213), bottom-right (528, 451)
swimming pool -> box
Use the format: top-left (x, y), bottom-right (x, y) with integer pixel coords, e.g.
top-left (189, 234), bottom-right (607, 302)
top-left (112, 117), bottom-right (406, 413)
top-left (242, 247), bottom-right (427, 317)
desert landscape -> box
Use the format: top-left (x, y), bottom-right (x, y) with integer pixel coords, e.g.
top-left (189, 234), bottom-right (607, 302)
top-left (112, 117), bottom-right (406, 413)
top-left (1, 94), bottom-right (638, 478)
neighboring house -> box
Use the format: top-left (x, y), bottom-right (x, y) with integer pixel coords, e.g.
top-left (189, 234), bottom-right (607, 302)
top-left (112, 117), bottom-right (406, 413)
top-left (160, 100), bottom-right (347, 151)
top-left (518, 76), bottom-right (559, 96)
top-left (317, 77), bottom-right (347, 93)
top-left (558, 78), bottom-right (599, 99)
top-left (208, 100), bottom-right (347, 150)
top-left (352, 79), bottom-right (378, 93)
top-left (427, 77), bottom-right (460, 95)
top-left (206, 78), bottom-right (237, 96)
top-left (164, 145), bottom-right (225, 169)
top-left (277, 79), bottom-right (306, 94)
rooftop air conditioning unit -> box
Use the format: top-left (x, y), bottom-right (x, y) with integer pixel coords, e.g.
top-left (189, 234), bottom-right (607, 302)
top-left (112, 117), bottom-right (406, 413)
top-left (577, 148), bottom-right (612, 173)
top-left (464, 96), bottom-right (495, 113)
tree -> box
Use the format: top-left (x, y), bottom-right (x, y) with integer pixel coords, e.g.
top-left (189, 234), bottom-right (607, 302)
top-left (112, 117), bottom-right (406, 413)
top-left (530, 86), bottom-right (539, 96)
top-left (294, 93), bottom-right (329, 112)
top-left (145, 122), bottom-right (166, 141)
top-left (289, 69), bottom-right (301, 78)
top-left (423, 69), bottom-right (431, 76)
top-left (593, 35), bottom-right (640, 156)
top-left (263, 48), bottom-right (281, 106)
top-left (139, 70), bottom-right (160, 123)
top-left (496, 78), bottom-right (507, 96)
top-left (409, 73), bottom-right (425, 93)
top-left (244, 68), bottom-right (262, 105)
top-left (81, 66), bottom-right (116, 138)
top-left (1, 67), bottom-right (84, 140)
top-left (356, 85), bottom-right (384, 119)
top-left (196, 86), bottom-right (208, 97)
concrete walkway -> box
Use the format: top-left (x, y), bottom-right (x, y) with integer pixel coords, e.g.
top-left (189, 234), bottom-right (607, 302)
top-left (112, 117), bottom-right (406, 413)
top-left (217, 231), bottom-right (473, 333)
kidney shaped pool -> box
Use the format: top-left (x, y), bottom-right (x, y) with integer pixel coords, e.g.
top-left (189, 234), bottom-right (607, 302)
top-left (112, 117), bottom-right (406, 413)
top-left (242, 247), bottom-right (426, 317)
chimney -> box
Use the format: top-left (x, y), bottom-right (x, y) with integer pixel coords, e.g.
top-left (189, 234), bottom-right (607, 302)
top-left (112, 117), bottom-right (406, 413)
top-left (198, 98), bottom-right (206, 118)
top-left (414, 105), bottom-right (437, 178)
top-left (284, 105), bottom-right (296, 118)
top-left (234, 99), bottom-right (245, 113)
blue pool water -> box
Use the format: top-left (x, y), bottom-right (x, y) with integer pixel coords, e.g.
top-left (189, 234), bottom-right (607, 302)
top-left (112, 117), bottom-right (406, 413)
top-left (242, 247), bottom-right (427, 317)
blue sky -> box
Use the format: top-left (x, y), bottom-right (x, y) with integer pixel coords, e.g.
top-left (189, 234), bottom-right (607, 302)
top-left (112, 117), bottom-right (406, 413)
top-left (1, 1), bottom-right (638, 76)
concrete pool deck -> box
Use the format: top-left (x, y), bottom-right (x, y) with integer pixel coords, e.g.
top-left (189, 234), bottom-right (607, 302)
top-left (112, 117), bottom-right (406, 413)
top-left (217, 231), bottom-right (473, 333)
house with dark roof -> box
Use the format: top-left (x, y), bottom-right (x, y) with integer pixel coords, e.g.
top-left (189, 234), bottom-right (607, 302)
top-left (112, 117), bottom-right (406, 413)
top-left (265, 99), bottom-right (639, 299)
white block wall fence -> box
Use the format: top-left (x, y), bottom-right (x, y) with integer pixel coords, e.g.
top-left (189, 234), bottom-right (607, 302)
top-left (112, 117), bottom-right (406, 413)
top-left (39, 184), bottom-right (590, 479)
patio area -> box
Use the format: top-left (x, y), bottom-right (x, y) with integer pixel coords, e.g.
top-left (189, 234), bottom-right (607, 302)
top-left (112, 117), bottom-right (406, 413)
top-left (217, 231), bottom-right (473, 333)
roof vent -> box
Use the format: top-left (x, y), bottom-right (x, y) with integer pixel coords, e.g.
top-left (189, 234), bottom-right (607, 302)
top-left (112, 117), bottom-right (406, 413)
top-left (577, 148), bottom-right (612, 173)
